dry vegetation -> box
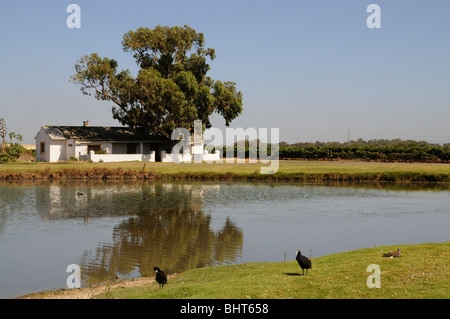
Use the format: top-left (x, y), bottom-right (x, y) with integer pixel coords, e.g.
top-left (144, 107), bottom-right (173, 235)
top-left (1, 161), bottom-right (450, 183)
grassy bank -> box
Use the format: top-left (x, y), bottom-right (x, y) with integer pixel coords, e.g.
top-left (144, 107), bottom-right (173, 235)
top-left (20, 242), bottom-right (449, 299)
top-left (1, 161), bottom-right (450, 183)
top-left (96, 242), bottom-right (448, 299)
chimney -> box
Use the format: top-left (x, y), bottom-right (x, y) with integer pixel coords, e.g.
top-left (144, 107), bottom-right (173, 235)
top-left (83, 121), bottom-right (90, 127)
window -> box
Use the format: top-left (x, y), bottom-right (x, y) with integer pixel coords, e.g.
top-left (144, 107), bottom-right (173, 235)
top-left (88, 145), bottom-right (102, 154)
top-left (40, 142), bottom-right (45, 154)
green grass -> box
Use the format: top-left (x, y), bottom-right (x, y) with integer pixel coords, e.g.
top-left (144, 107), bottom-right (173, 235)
top-left (96, 242), bottom-right (449, 299)
top-left (1, 160), bottom-right (449, 173)
top-left (2, 161), bottom-right (450, 183)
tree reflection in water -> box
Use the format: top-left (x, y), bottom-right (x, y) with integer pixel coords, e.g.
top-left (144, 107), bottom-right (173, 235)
top-left (2, 181), bottom-right (243, 286)
top-left (67, 182), bottom-right (244, 286)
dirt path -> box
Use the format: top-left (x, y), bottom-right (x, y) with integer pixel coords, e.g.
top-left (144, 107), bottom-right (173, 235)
top-left (17, 276), bottom-right (170, 299)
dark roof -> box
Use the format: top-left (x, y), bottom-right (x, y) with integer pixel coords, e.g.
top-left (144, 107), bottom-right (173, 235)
top-left (42, 125), bottom-right (166, 142)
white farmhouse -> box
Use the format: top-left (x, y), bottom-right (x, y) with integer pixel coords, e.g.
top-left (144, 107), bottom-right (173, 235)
top-left (35, 121), bottom-right (168, 163)
top-left (35, 121), bottom-right (221, 163)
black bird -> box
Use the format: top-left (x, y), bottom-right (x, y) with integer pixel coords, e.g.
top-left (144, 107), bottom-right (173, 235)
top-left (153, 266), bottom-right (167, 289)
top-left (77, 192), bottom-right (83, 196)
top-left (296, 250), bottom-right (312, 275)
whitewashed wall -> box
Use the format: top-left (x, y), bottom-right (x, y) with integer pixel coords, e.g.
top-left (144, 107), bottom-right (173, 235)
top-left (75, 144), bottom-right (88, 158)
top-left (88, 151), bottom-right (156, 163)
top-left (203, 150), bottom-right (221, 163)
top-left (75, 142), bottom-right (113, 161)
top-left (49, 141), bottom-right (65, 162)
top-left (160, 150), bottom-right (220, 163)
top-left (35, 128), bottom-right (51, 162)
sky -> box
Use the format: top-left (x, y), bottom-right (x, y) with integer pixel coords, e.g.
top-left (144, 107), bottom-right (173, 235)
top-left (0, 0), bottom-right (449, 145)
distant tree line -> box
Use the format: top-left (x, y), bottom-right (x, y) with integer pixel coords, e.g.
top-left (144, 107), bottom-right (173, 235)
top-left (221, 138), bottom-right (450, 163)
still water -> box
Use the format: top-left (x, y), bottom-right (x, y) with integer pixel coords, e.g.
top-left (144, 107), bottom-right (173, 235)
top-left (0, 181), bottom-right (449, 298)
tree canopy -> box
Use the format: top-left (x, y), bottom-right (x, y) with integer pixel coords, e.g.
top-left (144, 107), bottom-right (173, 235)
top-left (70, 25), bottom-right (243, 139)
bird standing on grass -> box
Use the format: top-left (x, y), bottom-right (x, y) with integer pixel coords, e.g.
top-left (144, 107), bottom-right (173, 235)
top-left (382, 248), bottom-right (402, 257)
top-left (153, 266), bottom-right (167, 289)
top-left (296, 250), bottom-right (312, 275)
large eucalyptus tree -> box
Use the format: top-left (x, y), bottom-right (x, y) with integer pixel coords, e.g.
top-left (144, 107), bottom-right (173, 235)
top-left (71, 25), bottom-right (243, 140)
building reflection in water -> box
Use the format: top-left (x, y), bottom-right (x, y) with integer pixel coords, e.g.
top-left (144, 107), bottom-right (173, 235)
top-left (31, 181), bottom-right (243, 286)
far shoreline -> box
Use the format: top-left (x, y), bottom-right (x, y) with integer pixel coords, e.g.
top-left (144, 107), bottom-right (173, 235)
top-left (1, 160), bottom-right (450, 184)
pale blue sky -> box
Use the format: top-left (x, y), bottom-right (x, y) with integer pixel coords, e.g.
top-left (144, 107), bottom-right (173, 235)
top-left (1, 0), bottom-right (449, 144)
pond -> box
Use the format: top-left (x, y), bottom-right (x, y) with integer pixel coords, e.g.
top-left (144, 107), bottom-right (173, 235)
top-left (0, 181), bottom-right (449, 298)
